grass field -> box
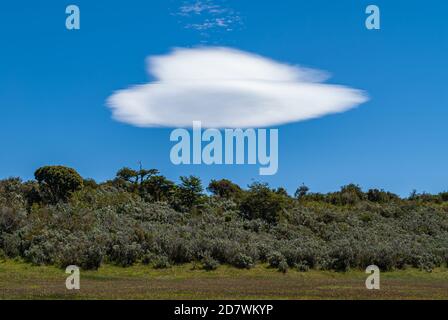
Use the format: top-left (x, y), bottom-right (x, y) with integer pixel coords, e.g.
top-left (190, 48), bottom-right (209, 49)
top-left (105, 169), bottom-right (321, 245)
top-left (0, 260), bottom-right (447, 300)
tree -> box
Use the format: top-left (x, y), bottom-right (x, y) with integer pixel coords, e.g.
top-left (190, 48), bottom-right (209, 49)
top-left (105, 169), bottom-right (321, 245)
top-left (274, 187), bottom-right (289, 197)
top-left (328, 184), bottom-right (366, 205)
top-left (294, 184), bottom-right (309, 200)
top-left (207, 179), bottom-right (242, 200)
top-left (116, 167), bottom-right (138, 184)
top-left (367, 189), bottom-right (399, 203)
top-left (176, 176), bottom-right (204, 211)
top-left (137, 169), bottom-right (159, 184)
top-left (141, 175), bottom-right (175, 202)
top-left (83, 178), bottom-right (98, 189)
top-left (34, 166), bottom-right (83, 204)
top-left (240, 182), bottom-right (288, 224)
top-left (115, 166), bottom-right (159, 192)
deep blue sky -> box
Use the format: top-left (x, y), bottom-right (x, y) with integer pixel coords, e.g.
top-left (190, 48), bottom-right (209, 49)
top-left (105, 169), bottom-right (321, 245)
top-left (1, 0), bottom-right (447, 196)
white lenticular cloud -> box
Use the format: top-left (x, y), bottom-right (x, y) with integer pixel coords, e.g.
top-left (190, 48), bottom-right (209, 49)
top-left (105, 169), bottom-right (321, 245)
top-left (106, 47), bottom-right (368, 128)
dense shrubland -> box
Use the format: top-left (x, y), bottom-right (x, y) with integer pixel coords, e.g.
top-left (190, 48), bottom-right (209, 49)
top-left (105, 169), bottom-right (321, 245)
top-left (0, 165), bottom-right (447, 273)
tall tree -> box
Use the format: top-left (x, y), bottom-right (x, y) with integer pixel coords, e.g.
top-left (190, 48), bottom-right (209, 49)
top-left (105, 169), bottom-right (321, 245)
top-left (34, 166), bottom-right (83, 204)
top-left (177, 176), bottom-right (204, 211)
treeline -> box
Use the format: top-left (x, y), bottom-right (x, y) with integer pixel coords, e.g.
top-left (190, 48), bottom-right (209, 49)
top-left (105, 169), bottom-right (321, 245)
top-left (5, 165), bottom-right (448, 221)
top-left (0, 165), bottom-right (447, 273)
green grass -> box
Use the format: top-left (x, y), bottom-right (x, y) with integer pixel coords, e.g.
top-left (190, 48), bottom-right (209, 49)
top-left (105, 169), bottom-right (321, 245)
top-left (0, 260), bottom-right (447, 300)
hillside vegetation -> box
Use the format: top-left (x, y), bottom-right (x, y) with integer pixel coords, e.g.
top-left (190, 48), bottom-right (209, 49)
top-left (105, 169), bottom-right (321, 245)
top-left (1, 165), bottom-right (447, 273)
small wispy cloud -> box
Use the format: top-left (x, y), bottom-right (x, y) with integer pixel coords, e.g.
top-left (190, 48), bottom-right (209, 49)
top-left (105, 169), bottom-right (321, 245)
top-left (106, 47), bottom-right (369, 129)
top-left (174, 0), bottom-right (243, 34)
top-left (178, 1), bottom-right (225, 16)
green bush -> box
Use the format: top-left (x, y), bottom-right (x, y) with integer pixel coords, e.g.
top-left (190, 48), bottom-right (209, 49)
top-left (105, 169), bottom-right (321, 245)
top-left (232, 253), bottom-right (255, 269)
top-left (153, 255), bottom-right (171, 269)
top-left (295, 261), bottom-right (310, 272)
top-left (267, 252), bottom-right (284, 268)
top-left (202, 254), bottom-right (220, 271)
top-left (278, 260), bottom-right (289, 273)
